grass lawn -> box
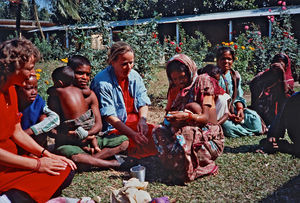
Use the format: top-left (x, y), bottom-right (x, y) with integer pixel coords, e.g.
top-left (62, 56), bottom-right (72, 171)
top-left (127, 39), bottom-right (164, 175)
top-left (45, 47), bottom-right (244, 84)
top-left (62, 136), bottom-right (299, 202)
top-left (36, 61), bottom-right (300, 202)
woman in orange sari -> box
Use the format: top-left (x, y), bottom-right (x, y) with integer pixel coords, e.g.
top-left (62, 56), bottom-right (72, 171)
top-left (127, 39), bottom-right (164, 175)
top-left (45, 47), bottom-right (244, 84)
top-left (0, 38), bottom-right (76, 203)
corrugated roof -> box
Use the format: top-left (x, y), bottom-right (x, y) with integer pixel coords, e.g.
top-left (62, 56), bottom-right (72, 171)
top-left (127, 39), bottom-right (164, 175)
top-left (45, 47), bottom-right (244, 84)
top-left (109, 5), bottom-right (300, 27)
top-left (28, 5), bottom-right (300, 32)
top-left (0, 19), bottom-right (55, 31)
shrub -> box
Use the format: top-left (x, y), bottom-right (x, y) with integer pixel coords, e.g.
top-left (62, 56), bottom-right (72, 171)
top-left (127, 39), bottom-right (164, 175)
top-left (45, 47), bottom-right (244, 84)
top-left (33, 34), bottom-right (64, 61)
top-left (118, 22), bottom-right (163, 84)
top-left (163, 26), bottom-right (211, 69)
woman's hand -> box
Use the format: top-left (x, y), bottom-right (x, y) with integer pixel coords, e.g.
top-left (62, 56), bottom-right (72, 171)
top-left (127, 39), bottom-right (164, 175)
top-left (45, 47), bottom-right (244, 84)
top-left (132, 131), bottom-right (148, 146)
top-left (137, 117), bottom-right (148, 136)
top-left (47, 153), bottom-right (77, 170)
top-left (38, 157), bottom-right (70, 175)
top-left (234, 108), bottom-right (245, 123)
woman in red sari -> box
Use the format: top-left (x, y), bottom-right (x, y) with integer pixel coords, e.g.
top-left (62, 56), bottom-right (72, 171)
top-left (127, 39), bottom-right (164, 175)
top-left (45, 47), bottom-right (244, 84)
top-left (0, 38), bottom-right (76, 203)
top-left (250, 53), bottom-right (294, 126)
top-left (152, 54), bottom-right (224, 183)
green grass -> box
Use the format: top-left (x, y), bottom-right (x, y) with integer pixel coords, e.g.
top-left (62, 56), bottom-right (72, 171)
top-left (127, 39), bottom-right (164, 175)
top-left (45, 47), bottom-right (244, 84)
top-left (62, 135), bottom-right (299, 202)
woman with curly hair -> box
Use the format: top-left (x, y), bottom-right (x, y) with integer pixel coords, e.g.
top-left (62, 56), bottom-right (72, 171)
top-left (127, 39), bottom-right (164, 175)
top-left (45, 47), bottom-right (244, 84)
top-left (0, 38), bottom-right (76, 203)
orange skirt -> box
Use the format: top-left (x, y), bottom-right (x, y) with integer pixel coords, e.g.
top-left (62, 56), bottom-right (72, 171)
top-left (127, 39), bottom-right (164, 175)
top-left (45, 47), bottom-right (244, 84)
top-left (110, 121), bottom-right (158, 159)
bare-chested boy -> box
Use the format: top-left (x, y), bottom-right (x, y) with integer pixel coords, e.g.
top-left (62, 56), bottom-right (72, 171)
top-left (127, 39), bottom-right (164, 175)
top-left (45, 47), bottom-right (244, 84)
top-left (49, 56), bottom-right (129, 170)
top-left (48, 66), bottom-right (101, 154)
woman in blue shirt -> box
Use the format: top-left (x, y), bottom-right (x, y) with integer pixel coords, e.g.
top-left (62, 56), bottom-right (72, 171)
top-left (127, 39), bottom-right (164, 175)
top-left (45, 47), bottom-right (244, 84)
top-left (90, 41), bottom-right (157, 159)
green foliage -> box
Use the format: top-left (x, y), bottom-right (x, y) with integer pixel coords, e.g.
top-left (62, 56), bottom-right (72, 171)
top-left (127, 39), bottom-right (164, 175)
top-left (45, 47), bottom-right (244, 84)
top-left (163, 26), bottom-right (211, 69)
top-left (61, 29), bottom-right (109, 78)
top-left (232, 34), bottom-right (256, 84)
top-left (118, 22), bottom-right (162, 84)
top-left (50, 0), bottom-right (81, 23)
top-left (33, 34), bottom-right (64, 61)
top-left (180, 29), bottom-right (211, 68)
top-left (203, 0), bottom-right (257, 12)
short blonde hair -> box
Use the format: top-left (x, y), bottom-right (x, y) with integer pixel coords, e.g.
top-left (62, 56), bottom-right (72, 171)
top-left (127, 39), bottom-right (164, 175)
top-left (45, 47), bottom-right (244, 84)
top-left (107, 41), bottom-right (134, 65)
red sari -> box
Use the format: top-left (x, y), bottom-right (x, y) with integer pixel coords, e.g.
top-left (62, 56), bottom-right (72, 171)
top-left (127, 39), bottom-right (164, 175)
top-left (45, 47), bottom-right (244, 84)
top-left (109, 79), bottom-right (157, 159)
top-left (0, 86), bottom-right (71, 203)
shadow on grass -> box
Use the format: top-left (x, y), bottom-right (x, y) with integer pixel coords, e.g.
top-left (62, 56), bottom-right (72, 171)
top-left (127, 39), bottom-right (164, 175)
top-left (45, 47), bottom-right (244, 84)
top-left (223, 144), bottom-right (260, 154)
top-left (260, 174), bottom-right (300, 202)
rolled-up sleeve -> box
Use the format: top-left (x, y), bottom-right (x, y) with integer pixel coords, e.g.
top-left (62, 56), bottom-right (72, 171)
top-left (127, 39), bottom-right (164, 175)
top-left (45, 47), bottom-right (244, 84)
top-left (136, 77), bottom-right (151, 108)
top-left (30, 105), bottom-right (60, 135)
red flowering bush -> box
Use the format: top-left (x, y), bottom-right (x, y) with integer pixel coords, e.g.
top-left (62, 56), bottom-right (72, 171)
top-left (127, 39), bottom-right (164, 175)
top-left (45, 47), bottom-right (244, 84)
top-left (118, 22), bottom-right (163, 85)
top-left (233, 13), bottom-right (298, 85)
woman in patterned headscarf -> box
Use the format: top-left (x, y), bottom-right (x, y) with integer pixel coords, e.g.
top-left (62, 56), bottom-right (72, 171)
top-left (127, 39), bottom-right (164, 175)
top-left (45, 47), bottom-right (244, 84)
top-left (152, 54), bottom-right (224, 183)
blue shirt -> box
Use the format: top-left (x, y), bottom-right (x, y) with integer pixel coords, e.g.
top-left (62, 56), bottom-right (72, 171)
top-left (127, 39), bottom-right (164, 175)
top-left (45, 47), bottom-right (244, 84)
top-left (20, 94), bottom-right (60, 135)
top-left (90, 65), bottom-right (151, 132)
top-left (21, 94), bottom-right (45, 130)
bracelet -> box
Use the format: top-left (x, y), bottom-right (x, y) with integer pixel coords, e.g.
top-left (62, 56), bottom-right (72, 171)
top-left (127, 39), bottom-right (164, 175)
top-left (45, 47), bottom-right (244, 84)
top-left (236, 106), bottom-right (244, 111)
top-left (34, 158), bottom-right (41, 171)
top-left (186, 112), bottom-right (193, 122)
top-left (40, 148), bottom-right (46, 158)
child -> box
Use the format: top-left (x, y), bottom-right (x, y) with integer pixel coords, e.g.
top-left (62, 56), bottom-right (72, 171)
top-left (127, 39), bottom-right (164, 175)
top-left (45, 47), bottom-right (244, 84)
top-left (49, 56), bottom-right (129, 170)
top-left (48, 66), bottom-right (101, 154)
top-left (16, 75), bottom-right (60, 149)
top-left (198, 64), bottom-right (230, 125)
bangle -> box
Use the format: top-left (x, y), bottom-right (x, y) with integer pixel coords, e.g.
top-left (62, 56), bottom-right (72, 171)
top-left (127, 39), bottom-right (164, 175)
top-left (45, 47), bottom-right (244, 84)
top-left (236, 106), bottom-right (244, 111)
top-left (34, 158), bottom-right (41, 171)
top-left (186, 112), bottom-right (193, 122)
top-left (40, 148), bottom-right (46, 158)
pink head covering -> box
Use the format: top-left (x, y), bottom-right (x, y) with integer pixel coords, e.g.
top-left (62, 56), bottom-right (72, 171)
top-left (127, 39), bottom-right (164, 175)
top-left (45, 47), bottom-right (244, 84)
top-left (282, 53), bottom-right (294, 89)
top-left (165, 54), bottom-right (224, 112)
top-left (166, 54), bottom-right (198, 97)
top-left (272, 53), bottom-right (294, 89)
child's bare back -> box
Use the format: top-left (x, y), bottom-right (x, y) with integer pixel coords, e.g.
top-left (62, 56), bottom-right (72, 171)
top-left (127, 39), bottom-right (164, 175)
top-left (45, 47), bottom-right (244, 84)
top-left (56, 86), bottom-right (89, 120)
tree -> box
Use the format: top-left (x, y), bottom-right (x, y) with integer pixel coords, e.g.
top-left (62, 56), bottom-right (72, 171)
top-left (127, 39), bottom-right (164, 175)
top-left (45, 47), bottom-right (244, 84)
top-left (32, 0), bottom-right (45, 40)
top-left (50, 0), bottom-right (81, 24)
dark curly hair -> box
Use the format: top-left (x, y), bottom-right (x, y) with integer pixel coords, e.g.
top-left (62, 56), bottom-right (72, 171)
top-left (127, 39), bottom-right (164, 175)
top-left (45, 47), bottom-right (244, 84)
top-left (0, 38), bottom-right (40, 86)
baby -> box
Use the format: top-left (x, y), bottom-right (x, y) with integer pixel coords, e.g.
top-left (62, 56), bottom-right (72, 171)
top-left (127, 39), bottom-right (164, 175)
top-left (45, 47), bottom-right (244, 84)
top-left (198, 64), bottom-right (230, 125)
top-left (48, 66), bottom-right (101, 154)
